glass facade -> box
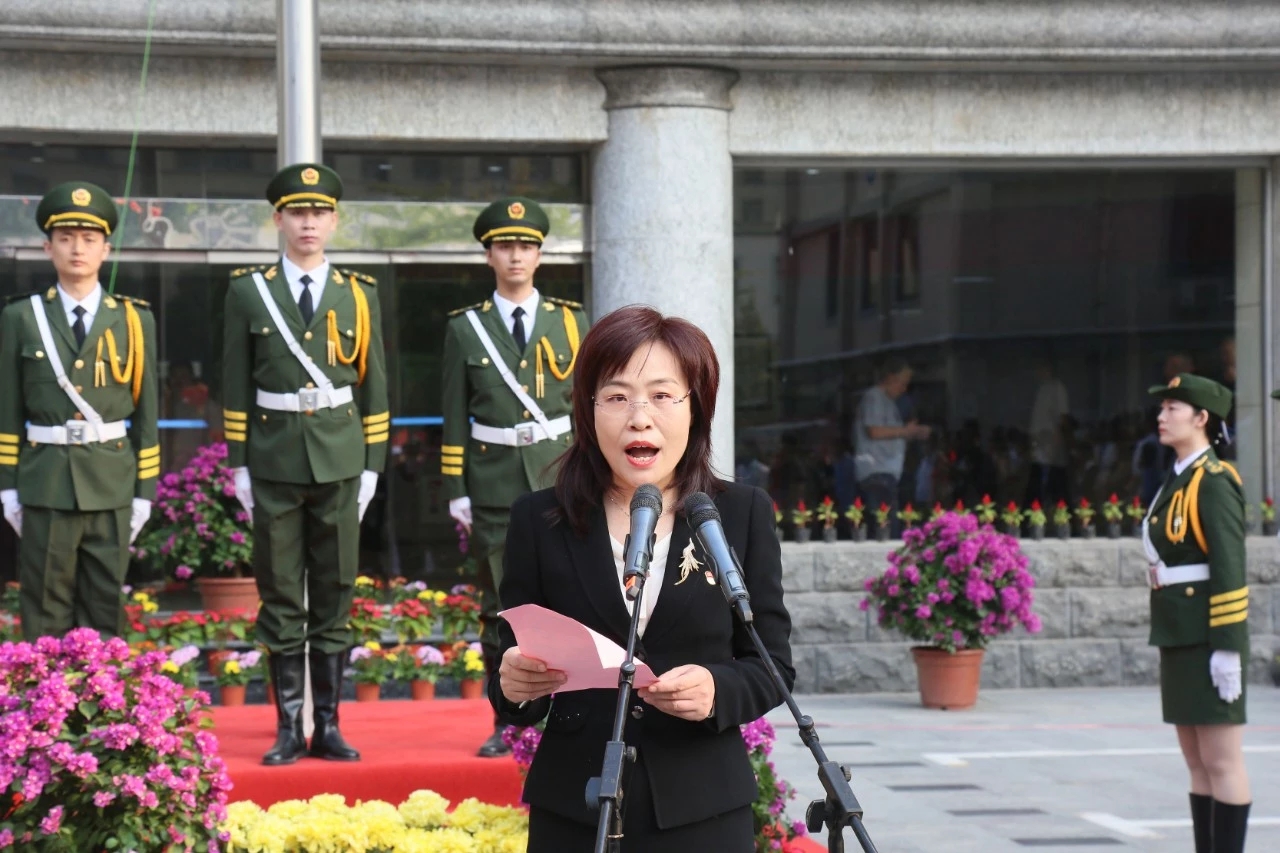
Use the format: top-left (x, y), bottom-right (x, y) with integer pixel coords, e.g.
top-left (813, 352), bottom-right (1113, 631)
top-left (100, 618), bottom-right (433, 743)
top-left (733, 167), bottom-right (1262, 536)
top-left (0, 142), bottom-right (587, 586)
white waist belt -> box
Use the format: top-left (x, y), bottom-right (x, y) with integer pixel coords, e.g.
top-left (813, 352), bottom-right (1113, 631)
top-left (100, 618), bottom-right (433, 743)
top-left (256, 385), bottom-right (353, 413)
top-left (1149, 562), bottom-right (1210, 588)
top-left (27, 420), bottom-right (128, 446)
top-left (471, 415), bottom-right (571, 447)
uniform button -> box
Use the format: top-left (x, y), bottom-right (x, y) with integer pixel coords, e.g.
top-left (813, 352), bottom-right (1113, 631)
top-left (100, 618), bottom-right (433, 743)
top-left (304, 331), bottom-right (313, 341)
top-left (261, 414), bottom-right (268, 423)
top-left (346, 329), bottom-right (353, 337)
top-left (347, 408), bottom-right (353, 416)
top-left (262, 327), bottom-right (271, 334)
top-left (1186, 587), bottom-right (1195, 597)
top-left (74, 385), bottom-right (83, 393)
top-left (73, 359), bottom-right (84, 369)
top-left (73, 413), bottom-right (84, 421)
top-left (116, 441), bottom-right (124, 449)
top-left (1151, 516), bottom-right (1158, 525)
top-left (630, 705), bottom-right (644, 720)
top-left (480, 444), bottom-right (487, 453)
top-left (481, 357), bottom-right (490, 365)
top-left (305, 382), bottom-right (315, 389)
top-left (522, 384), bottom-right (529, 393)
top-left (523, 410), bottom-right (531, 419)
top-left (520, 359), bottom-right (528, 369)
top-left (35, 351), bottom-right (44, 359)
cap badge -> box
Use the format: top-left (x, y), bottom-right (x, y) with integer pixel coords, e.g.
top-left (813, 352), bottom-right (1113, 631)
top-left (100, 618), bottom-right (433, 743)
top-left (1169, 376), bottom-right (1181, 388)
top-left (507, 201), bottom-right (526, 219)
top-left (301, 167), bottom-right (320, 186)
top-left (71, 188), bottom-right (91, 207)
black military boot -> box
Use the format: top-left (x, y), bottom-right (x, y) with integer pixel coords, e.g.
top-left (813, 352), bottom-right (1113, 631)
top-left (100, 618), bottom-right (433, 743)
top-left (262, 652), bottom-right (308, 766)
top-left (1189, 793), bottom-right (1212, 853)
top-left (1212, 800), bottom-right (1250, 853)
top-left (476, 648), bottom-right (512, 758)
top-left (308, 650), bottom-right (361, 761)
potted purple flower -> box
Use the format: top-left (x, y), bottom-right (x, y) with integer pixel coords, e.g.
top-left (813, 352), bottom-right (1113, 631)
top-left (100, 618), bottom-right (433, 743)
top-left (862, 511), bottom-right (1042, 710)
top-left (132, 442), bottom-right (257, 613)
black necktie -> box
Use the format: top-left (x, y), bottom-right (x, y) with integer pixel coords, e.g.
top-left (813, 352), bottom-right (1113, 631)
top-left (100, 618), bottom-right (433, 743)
top-left (72, 306), bottom-right (87, 348)
top-left (298, 275), bottom-right (314, 325)
top-left (512, 306), bottom-right (527, 351)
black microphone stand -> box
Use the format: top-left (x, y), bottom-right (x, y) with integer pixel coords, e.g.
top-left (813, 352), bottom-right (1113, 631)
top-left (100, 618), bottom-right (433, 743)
top-left (727, 555), bottom-right (879, 853)
top-left (585, 532), bottom-right (651, 853)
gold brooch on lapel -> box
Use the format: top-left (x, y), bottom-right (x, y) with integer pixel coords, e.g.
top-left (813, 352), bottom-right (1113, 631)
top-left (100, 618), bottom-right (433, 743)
top-left (674, 539), bottom-right (702, 586)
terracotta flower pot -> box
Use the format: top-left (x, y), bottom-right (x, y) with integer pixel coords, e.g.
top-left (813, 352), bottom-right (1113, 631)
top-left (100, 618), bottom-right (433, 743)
top-left (411, 680), bottom-right (436, 701)
top-left (911, 647), bottom-right (984, 710)
top-left (220, 684), bottom-right (246, 707)
top-left (196, 576), bottom-right (260, 614)
top-left (355, 682), bottom-right (381, 702)
top-left (460, 679), bottom-right (484, 699)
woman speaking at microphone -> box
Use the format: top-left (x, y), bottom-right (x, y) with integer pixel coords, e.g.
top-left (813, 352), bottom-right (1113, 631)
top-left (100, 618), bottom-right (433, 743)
top-left (490, 305), bottom-right (794, 851)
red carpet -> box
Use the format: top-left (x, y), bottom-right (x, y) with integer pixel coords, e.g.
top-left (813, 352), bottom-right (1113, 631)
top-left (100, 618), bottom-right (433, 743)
top-left (211, 699), bottom-right (525, 808)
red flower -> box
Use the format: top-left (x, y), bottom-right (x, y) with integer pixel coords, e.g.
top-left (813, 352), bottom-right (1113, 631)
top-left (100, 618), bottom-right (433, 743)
top-left (1079, 497), bottom-right (1092, 508)
top-left (1030, 500), bottom-right (1042, 511)
top-left (1107, 493), bottom-right (1120, 504)
top-left (1056, 500), bottom-right (1068, 509)
top-left (954, 500), bottom-right (966, 511)
top-left (980, 494), bottom-right (993, 505)
top-left (1132, 495), bottom-right (1142, 506)
top-left (853, 497), bottom-right (865, 509)
top-left (821, 496), bottom-right (834, 507)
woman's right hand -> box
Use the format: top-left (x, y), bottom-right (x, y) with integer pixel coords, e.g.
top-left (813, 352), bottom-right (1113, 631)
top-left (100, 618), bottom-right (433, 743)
top-left (499, 645), bottom-right (567, 704)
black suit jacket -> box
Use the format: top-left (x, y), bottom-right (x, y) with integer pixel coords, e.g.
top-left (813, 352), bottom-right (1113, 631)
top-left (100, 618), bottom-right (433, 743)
top-left (488, 480), bottom-right (795, 830)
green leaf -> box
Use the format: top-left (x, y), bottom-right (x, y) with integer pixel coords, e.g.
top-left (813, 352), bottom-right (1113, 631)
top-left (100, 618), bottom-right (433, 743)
top-left (105, 839), bottom-right (119, 849)
top-left (78, 700), bottom-right (99, 719)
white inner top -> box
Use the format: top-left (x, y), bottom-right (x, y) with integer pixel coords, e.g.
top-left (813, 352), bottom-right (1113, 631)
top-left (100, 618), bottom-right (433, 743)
top-left (610, 532), bottom-right (671, 637)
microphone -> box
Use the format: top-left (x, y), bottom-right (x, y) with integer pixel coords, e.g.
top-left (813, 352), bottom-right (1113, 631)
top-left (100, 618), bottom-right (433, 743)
top-left (622, 484), bottom-right (662, 601)
top-left (684, 492), bottom-right (753, 624)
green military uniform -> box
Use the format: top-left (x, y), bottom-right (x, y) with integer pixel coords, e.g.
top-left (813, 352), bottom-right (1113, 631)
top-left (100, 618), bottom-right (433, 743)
top-left (0, 182), bottom-right (158, 640)
top-left (1144, 375), bottom-right (1248, 726)
top-left (221, 163), bottom-right (388, 765)
top-left (441, 196), bottom-right (588, 755)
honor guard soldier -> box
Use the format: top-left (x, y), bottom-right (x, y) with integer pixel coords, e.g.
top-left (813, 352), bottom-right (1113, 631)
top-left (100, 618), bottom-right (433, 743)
top-left (0, 182), bottom-right (158, 640)
top-left (221, 163), bottom-right (389, 766)
top-left (1144, 374), bottom-right (1251, 853)
top-left (442, 197), bottom-right (588, 757)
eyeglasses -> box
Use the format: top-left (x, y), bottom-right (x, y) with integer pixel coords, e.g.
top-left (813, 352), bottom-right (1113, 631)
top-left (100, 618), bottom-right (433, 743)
top-left (592, 390), bottom-right (693, 416)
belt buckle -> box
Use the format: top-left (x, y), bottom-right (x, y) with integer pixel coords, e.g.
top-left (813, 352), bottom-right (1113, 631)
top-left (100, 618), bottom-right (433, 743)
top-left (298, 388), bottom-right (320, 413)
top-left (65, 422), bottom-right (87, 445)
top-left (516, 425), bottom-right (535, 446)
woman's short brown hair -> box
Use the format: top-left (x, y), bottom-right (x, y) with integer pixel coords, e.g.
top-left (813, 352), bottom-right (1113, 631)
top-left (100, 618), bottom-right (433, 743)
top-left (553, 305), bottom-right (723, 535)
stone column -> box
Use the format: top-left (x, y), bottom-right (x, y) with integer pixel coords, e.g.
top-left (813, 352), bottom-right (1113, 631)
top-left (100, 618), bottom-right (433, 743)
top-left (1234, 168), bottom-right (1265, 513)
top-left (591, 66), bottom-right (739, 478)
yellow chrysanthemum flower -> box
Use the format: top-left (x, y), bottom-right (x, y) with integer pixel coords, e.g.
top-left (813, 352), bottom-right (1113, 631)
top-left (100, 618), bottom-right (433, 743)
top-left (433, 591), bottom-right (448, 606)
top-left (223, 660), bottom-right (242, 675)
top-left (143, 601), bottom-right (159, 613)
top-left (356, 575), bottom-right (376, 587)
top-left (160, 661), bottom-right (179, 674)
top-left (363, 641), bottom-right (382, 652)
top-left (399, 790), bottom-right (450, 829)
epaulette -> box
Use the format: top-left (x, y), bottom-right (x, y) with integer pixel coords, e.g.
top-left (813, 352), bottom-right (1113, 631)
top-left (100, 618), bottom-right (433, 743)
top-left (341, 269), bottom-right (377, 286)
top-left (229, 264), bottom-right (270, 279)
top-left (448, 302), bottom-right (485, 318)
top-left (1205, 459), bottom-right (1244, 486)
top-left (117, 294), bottom-right (151, 310)
top-left (545, 296), bottom-right (583, 310)
top-left (4, 289), bottom-right (43, 305)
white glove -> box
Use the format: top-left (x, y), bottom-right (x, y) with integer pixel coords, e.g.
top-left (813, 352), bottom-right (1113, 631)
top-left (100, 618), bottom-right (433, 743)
top-left (129, 498), bottom-right (152, 544)
top-left (449, 496), bottom-right (473, 530)
top-left (233, 467), bottom-right (254, 516)
top-left (1, 489), bottom-right (21, 538)
top-left (357, 470), bottom-right (378, 522)
top-left (1209, 650), bottom-right (1243, 703)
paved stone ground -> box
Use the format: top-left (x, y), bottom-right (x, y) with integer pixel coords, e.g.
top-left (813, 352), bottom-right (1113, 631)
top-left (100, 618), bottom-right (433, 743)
top-left (768, 686), bottom-right (1280, 852)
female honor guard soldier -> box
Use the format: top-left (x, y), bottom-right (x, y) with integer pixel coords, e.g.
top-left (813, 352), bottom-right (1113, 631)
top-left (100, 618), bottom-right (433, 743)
top-left (0, 182), bottom-right (159, 640)
top-left (1144, 374), bottom-right (1250, 853)
top-left (221, 163), bottom-right (389, 766)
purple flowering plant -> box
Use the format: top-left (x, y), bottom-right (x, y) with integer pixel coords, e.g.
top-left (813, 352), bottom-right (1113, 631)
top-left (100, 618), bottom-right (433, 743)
top-left (132, 443), bottom-right (253, 581)
top-left (0, 629), bottom-right (232, 852)
top-left (861, 511), bottom-right (1042, 652)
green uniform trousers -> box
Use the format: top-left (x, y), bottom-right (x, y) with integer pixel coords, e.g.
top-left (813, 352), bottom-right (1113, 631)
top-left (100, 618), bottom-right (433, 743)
top-left (18, 505), bottom-right (130, 641)
top-left (472, 505), bottom-right (510, 653)
top-left (251, 476), bottom-right (360, 655)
